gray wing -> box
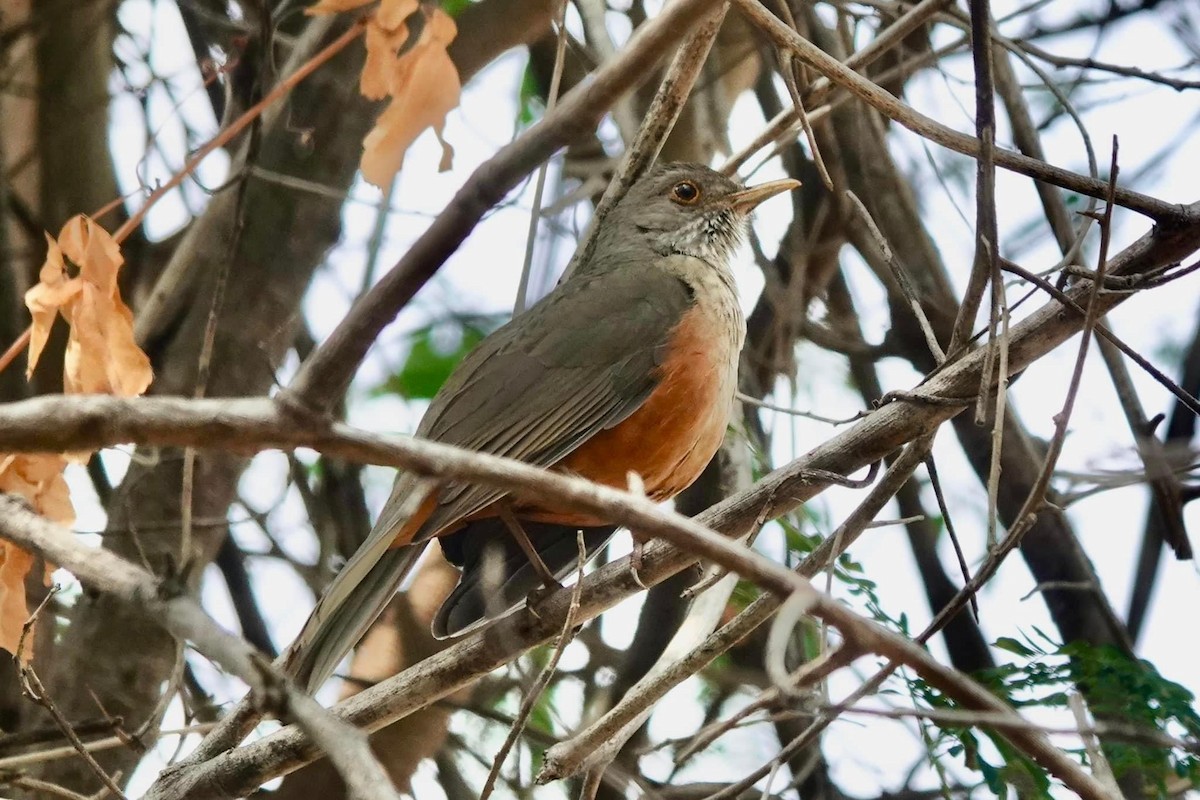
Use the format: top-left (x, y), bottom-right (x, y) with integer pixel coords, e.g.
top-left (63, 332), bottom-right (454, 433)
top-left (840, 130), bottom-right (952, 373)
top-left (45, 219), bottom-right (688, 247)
top-left (289, 266), bottom-right (692, 689)
top-left (413, 266), bottom-right (694, 538)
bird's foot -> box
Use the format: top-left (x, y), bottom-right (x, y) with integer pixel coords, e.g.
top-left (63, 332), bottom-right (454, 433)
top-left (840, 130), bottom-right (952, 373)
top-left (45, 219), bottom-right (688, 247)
top-left (629, 536), bottom-right (648, 589)
top-left (525, 580), bottom-right (565, 621)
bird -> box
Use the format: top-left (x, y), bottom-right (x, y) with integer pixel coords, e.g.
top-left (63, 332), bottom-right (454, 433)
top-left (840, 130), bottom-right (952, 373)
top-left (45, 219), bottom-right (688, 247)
top-left (286, 162), bottom-right (799, 691)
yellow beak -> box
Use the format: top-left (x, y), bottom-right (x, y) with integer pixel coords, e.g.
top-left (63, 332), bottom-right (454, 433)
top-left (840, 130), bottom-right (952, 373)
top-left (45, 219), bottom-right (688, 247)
top-left (728, 178), bottom-right (802, 213)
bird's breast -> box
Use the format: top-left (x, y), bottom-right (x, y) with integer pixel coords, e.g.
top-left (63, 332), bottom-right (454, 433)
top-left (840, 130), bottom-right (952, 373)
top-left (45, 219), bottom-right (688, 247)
top-left (546, 280), bottom-right (744, 516)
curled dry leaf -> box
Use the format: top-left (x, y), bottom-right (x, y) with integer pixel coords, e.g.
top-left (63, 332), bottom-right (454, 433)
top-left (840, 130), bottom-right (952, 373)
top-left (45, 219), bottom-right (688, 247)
top-left (361, 1), bottom-right (418, 101)
top-left (4, 153), bottom-right (151, 669)
top-left (25, 215), bottom-right (153, 397)
top-left (0, 454), bottom-right (75, 661)
top-left (360, 7), bottom-right (461, 187)
top-left (305, 0), bottom-right (459, 186)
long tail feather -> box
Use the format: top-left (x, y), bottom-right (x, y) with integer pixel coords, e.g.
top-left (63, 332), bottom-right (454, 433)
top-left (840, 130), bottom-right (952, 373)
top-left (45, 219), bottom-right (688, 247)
top-left (285, 476), bottom-right (438, 693)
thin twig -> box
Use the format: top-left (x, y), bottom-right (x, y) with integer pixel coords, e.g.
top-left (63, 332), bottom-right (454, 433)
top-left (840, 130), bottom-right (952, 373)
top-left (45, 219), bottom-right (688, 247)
top-left (948, 0), bottom-right (999, 358)
top-left (1000, 258), bottom-right (1200, 419)
top-left (0, 326), bottom-right (30, 376)
top-left (19, 668), bottom-right (129, 800)
top-left (0, 727), bottom-right (213, 772)
top-left (3, 776), bottom-right (95, 800)
top-left (513, 0), bottom-right (569, 315)
top-left (736, 390), bottom-right (865, 425)
top-left (845, 191), bottom-right (945, 364)
top-left (1018, 41), bottom-right (1200, 92)
top-left (722, 0), bottom-right (956, 174)
top-left (923, 453), bottom-right (977, 619)
top-left (13, 588), bottom-right (130, 800)
top-left (982, 290), bottom-right (1009, 547)
top-left (770, 1), bottom-right (834, 191)
top-left (729, 0), bottom-right (1188, 223)
top-left (561, 1), bottom-right (730, 280)
top-left (840, 704), bottom-right (1198, 754)
top-left (481, 533), bottom-right (586, 800)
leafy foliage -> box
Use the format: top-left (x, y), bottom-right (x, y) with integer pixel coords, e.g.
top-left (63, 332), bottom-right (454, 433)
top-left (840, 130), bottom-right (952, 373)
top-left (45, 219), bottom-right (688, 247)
top-left (440, 0), bottom-right (474, 17)
top-left (375, 318), bottom-right (499, 400)
top-left (516, 63), bottom-right (545, 128)
top-left (909, 629), bottom-right (1200, 797)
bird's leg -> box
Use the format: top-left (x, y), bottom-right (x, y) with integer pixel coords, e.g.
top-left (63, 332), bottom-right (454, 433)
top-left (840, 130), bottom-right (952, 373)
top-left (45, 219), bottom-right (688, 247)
top-left (629, 531), bottom-right (649, 589)
top-left (497, 502), bottom-right (562, 592)
top-left (626, 471), bottom-right (649, 588)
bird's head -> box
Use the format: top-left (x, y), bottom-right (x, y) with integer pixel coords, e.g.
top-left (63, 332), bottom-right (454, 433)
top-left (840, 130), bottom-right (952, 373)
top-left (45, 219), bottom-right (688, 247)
top-left (602, 162), bottom-right (800, 267)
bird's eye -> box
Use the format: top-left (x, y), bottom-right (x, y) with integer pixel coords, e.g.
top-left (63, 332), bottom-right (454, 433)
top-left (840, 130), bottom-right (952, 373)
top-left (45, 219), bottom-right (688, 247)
top-left (670, 181), bottom-right (701, 205)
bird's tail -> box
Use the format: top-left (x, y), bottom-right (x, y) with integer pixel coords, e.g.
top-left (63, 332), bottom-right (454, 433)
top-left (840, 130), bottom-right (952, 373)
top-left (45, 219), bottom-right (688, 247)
top-left (285, 477), bottom-right (437, 693)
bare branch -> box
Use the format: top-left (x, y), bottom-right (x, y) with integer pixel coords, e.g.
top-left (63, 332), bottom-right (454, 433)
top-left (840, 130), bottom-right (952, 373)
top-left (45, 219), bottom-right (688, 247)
top-left (730, 0), bottom-right (1191, 223)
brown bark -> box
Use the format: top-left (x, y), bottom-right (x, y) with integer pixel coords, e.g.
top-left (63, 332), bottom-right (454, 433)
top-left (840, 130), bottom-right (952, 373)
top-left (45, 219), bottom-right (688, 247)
top-left (31, 16), bottom-right (374, 793)
top-left (30, 0), bottom-right (129, 397)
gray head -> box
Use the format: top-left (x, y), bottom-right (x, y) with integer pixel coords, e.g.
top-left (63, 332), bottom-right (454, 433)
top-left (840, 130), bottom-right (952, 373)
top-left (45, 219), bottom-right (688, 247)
top-left (592, 162), bottom-right (799, 269)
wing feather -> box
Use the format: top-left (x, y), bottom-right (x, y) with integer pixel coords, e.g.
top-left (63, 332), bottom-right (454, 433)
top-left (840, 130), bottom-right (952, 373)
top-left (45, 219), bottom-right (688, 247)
top-left (413, 267), bottom-right (693, 538)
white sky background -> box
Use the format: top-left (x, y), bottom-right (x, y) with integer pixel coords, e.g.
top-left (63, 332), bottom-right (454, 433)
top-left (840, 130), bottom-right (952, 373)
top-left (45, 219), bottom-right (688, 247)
top-left (57, 0), bottom-right (1200, 796)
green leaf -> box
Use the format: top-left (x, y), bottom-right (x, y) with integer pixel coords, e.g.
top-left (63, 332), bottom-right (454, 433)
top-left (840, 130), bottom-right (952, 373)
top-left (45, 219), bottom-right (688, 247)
top-left (517, 63), bottom-right (544, 127)
top-left (440, 0), bottom-right (474, 18)
top-left (977, 754), bottom-right (1005, 796)
top-left (375, 321), bottom-right (490, 400)
top-left (993, 636), bottom-right (1036, 658)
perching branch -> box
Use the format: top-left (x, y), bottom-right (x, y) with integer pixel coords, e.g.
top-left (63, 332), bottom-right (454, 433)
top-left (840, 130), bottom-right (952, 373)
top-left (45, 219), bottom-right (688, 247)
top-left (136, 510), bottom-right (1112, 799)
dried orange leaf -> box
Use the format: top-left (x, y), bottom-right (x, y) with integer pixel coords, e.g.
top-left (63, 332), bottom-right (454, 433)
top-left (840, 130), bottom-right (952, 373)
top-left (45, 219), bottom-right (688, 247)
top-left (59, 215), bottom-right (123, 292)
top-left (377, 0), bottom-right (418, 31)
top-left (0, 455), bottom-right (75, 527)
top-left (63, 280), bottom-right (151, 397)
top-left (0, 542), bottom-right (36, 660)
top-left (361, 18), bottom-right (410, 101)
top-left (305, 0), bottom-right (374, 15)
top-left (360, 8), bottom-right (461, 187)
top-left (24, 215), bottom-right (153, 397)
top-left (0, 453), bottom-right (74, 661)
top-left (26, 235), bottom-right (82, 377)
